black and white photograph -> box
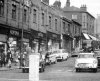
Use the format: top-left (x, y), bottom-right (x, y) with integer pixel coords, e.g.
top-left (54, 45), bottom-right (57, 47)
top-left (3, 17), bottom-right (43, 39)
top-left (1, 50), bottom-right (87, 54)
top-left (0, 0), bottom-right (100, 81)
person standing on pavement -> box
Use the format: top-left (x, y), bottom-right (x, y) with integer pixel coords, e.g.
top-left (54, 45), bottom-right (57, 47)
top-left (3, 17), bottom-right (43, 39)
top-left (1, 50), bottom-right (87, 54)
top-left (7, 50), bottom-right (12, 68)
top-left (1, 50), bottom-right (6, 67)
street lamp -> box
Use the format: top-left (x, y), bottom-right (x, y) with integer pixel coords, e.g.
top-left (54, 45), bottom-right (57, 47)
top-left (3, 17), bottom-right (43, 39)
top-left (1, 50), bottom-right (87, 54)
top-left (20, 0), bottom-right (24, 68)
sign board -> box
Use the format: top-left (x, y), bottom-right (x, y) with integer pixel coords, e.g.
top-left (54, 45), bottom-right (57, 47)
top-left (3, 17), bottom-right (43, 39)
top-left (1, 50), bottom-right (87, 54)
top-left (10, 30), bottom-right (19, 36)
top-left (0, 34), bottom-right (7, 42)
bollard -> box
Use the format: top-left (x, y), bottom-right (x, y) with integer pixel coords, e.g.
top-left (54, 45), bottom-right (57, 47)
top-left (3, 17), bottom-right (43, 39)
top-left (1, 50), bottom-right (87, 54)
top-left (29, 54), bottom-right (39, 81)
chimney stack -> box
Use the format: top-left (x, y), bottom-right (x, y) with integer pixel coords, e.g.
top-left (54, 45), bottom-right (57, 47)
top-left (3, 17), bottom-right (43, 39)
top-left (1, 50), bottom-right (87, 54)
top-left (53, 0), bottom-right (61, 8)
top-left (80, 5), bottom-right (87, 11)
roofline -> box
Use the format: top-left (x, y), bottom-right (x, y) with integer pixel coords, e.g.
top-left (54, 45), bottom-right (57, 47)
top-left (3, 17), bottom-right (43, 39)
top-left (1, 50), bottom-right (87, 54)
top-left (63, 11), bottom-right (95, 19)
top-left (61, 17), bottom-right (72, 23)
top-left (72, 19), bottom-right (82, 26)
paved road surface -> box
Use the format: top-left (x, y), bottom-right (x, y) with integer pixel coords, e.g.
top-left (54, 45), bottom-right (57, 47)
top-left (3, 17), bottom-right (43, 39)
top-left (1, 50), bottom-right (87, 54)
top-left (0, 58), bottom-right (100, 81)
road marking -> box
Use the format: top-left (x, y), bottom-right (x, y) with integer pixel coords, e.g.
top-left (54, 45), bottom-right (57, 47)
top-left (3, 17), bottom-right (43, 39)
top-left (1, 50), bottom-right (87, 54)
top-left (0, 78), bottom-right (28, 81)
top-left (0, 78), bottom-right (49, 81)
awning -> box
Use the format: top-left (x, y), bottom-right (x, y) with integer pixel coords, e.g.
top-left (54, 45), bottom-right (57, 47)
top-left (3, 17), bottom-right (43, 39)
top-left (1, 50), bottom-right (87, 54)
top-left (88, 35), bottom-right (99, 41)
top-left (83, 33), bottom-right (91, 40)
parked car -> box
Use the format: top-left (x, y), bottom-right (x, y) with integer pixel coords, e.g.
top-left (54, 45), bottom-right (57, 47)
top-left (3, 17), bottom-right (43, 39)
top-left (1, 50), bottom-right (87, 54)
top-left (49, 53), bottom-right (57, 64)
top-left (94, 50), bottom-right (100, 68)
top-left (52, 49), bottom-right (69, 61)
top-left (75, 52), bottom-right (98, 72)
top-left (22, 53), bottom-right (45, 73)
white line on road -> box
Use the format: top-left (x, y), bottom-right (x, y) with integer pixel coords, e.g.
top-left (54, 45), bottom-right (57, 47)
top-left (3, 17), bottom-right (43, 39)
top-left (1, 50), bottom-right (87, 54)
top-left (0, 78), bottom-right (49, 81)
top-left (0, 78), bottom-right (28, 81)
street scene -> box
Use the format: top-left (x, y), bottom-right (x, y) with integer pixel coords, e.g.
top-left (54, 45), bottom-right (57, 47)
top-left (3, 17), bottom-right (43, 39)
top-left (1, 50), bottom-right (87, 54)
top-left (0, 0), bottom-right (100, 81)
top-left (0, 57), bottom-right (100, 81)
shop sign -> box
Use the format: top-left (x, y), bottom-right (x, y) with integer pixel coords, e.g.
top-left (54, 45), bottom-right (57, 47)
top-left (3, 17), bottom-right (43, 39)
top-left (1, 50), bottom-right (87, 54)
top-left (38, 33), bottom-right (43, 37)
top-left (10, 30), bottom-right (19, 36)
top-left (52, 34), bottom-right (57, 38)
top-left (23, 38), bottom-right (29, 42)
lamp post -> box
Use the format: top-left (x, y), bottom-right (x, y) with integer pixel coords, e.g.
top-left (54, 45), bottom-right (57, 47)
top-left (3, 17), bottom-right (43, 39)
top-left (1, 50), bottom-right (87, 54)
top-left (20, 0), bottom-right (24, 68)
top-left (45, 25), bottom-right (48, 52)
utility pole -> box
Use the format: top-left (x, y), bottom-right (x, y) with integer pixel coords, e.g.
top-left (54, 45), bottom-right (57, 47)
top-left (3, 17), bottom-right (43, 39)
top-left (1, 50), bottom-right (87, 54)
top-left (20, 0), bottom-right (24, 68)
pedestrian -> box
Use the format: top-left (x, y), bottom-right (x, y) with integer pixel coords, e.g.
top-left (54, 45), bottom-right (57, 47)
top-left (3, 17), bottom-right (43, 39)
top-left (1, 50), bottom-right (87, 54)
top-left (1, 50), bottom-right (6, 67)
top-left (7, 50), bottom-right (12, 68)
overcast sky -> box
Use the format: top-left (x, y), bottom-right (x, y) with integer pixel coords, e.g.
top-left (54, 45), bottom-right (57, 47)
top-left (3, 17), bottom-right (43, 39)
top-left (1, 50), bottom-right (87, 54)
top-left (49, 0), bottom-right (100, 18)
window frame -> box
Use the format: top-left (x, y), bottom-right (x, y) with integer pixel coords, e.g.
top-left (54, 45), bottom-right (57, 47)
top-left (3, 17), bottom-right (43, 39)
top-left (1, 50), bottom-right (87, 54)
top-left (12, 3), bottom-right (16, 19)
top-left (49, 16), bottom-right (52, 29)
top-left (42, 12), bottom-right (45, 26)
top-left (0, 0), bottom-right (4, 16)
top-left (23, 8), bottom-right (27, 22)
top-left (55, 19), bottom-right (58, 31)
top-left (33, 9), bottom-right (37, 23)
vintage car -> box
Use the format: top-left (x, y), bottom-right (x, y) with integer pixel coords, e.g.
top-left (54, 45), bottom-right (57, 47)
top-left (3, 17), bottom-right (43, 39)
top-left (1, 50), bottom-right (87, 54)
top-left (52, 49), bottom-right (69, 61)
top-left (94, 50), bottom-right (100, 67)
top-left (22, 54), bottom-right (45, 73)
top-left (49, 53), bottom-right (57, 64)
top-left (75, 52), bottom-right (98, 72)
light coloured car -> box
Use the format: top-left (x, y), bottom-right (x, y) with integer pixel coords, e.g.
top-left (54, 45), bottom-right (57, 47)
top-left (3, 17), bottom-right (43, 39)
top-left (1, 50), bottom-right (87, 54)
top-left (75, 52), bottom-right (98, 72)
top-left (52, 49), bottom-right (69, 61)
top-left (49, 53), bottom-right (57, 64)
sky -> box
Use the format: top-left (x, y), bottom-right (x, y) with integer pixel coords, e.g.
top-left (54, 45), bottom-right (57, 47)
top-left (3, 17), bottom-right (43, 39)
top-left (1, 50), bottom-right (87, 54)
top-left (49, 0), bottom-right (100, 18)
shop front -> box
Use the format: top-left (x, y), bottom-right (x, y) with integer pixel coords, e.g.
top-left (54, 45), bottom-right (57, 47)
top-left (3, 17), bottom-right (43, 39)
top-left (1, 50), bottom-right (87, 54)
top-left (47, 31), bottom-right (60, 52)
top-left (62, 34), bottom-right (73, 53)
top-left (30, 29), bottom-right (46, 53)
top-left (0, 26), bottom-right (9, 57)
top-left (37, 32), bottom-right (46, 53)
top-left (74, 36), bottom-right (81, 52)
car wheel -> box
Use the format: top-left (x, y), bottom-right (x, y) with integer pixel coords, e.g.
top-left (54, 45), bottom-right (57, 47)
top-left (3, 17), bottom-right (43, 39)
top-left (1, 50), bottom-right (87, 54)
top-left (43, 66), bottom-right (45, 72)
top-left (76, 68), bottom-right (79, 72)
top-left (40, 65), bottom-right (44, 73)
top-left (22, 68), bottom-right (25, 73)
top-left (62, 57), bottom-right (63, 61)
top-left (93, 68), bottom-right (97, 73)
top-left (54, 59), bottom-right (57, 64)
top-left (49, 61), bottom-right (51, 65)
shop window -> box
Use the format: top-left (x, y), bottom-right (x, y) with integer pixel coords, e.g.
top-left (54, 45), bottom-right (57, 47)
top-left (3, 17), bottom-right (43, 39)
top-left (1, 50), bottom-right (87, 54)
top-left (0, 0), bottom-right (4, 16)
top-left (32, 39), bottom-right (38, 53)
top-left (12, 4), bottom-right (16, 19)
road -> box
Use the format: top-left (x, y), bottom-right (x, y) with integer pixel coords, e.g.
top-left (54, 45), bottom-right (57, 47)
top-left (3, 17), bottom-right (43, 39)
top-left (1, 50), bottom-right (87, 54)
top-left (0, 58), bottom-right (100, 81)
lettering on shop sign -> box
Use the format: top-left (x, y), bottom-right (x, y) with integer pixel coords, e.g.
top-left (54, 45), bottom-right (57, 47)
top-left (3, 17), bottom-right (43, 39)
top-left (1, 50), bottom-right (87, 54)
top-left (52, 34), bottom-right (57, 38)
top-left (38, 33), bottom-right (43, 37)
top-left (10, 30), bottom-right (19, 36)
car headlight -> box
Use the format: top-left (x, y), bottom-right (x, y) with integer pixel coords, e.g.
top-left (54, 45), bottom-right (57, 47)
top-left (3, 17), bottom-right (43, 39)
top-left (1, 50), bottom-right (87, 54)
top-left (75, 61), bottom-right (78, 66)
top-left (93, 60), bottom-right (97, 64)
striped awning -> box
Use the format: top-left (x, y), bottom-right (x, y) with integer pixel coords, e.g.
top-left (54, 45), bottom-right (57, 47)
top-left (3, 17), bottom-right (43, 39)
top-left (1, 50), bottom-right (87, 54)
top-left (88, 35), bottom-right (99, 41)
top-left (83, 33), bottom-right (91, 40)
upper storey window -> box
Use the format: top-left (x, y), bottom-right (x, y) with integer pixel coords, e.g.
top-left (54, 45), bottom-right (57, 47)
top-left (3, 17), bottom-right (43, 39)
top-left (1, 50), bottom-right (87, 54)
top-left (33, 9), bottom-right (37, 23)
top-left (0, 0), bottom-right (4, 16)
top-left (12, 4), bottom-right (16, 19)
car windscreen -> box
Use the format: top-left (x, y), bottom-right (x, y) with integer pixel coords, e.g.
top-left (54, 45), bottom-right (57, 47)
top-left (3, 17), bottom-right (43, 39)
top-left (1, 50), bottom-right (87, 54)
top-left (78, 54), bottom-right (94, 58)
